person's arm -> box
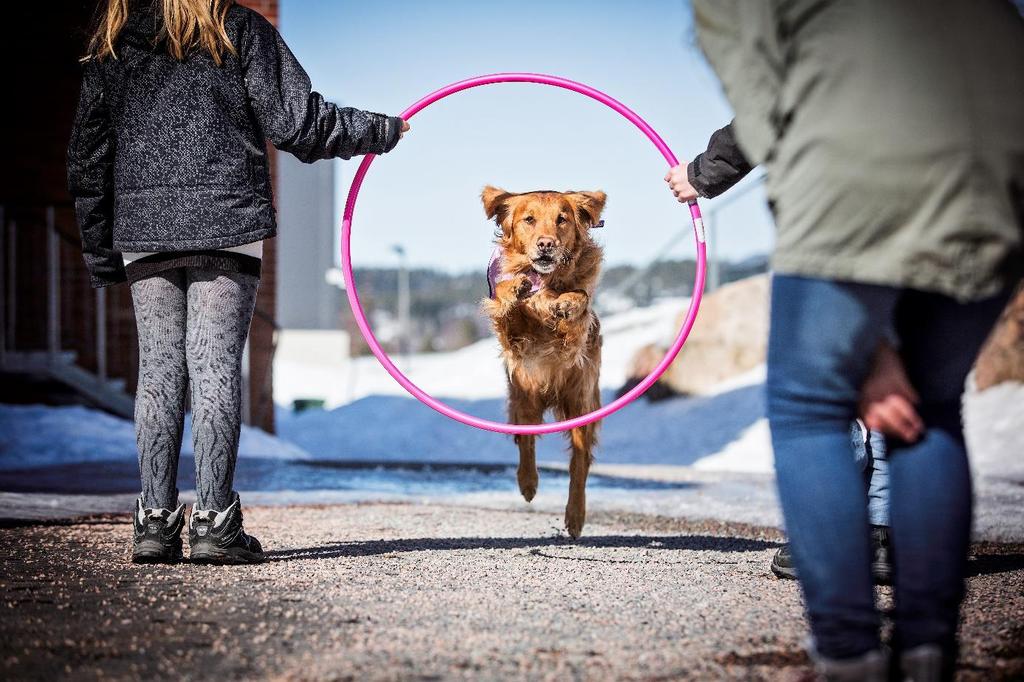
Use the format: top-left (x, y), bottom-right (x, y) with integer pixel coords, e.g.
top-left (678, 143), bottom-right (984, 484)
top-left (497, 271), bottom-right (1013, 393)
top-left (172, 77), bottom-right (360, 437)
top-left (666, 120), bottom-right (754, 202)
top-left (67, 60), bottom-right (126, 289)
top-left (688, 121), bottom-right (754, 198)
top-left (240, 10), bottom-right (405, 163)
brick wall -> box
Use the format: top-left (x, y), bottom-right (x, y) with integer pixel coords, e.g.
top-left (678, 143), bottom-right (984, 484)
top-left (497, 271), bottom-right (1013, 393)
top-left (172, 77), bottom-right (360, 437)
top-left (237, 0), bottom-right (279, 433)
top-left (239, 0), bottom-right (278, 23)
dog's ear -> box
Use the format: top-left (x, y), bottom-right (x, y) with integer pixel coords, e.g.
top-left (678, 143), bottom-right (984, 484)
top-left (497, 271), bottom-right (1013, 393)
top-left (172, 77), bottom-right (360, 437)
top-left (568, 190), bottom-right (607, 228)
top-left (482, 186), bottom-right (515, 236)
top-left (482, 186), bottom-right (511, 219)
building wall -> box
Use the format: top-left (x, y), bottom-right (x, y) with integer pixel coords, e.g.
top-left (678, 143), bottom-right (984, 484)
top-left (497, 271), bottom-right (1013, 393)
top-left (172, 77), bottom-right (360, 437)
top-left (0, 0), bottom-right (280, 433)
top-left (276, 154), bottom-right (343, 330)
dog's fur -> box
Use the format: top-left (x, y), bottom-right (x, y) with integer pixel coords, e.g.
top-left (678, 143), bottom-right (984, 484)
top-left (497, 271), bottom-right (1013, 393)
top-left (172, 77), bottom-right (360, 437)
top-left (480, 186), bottom-right (606, 538)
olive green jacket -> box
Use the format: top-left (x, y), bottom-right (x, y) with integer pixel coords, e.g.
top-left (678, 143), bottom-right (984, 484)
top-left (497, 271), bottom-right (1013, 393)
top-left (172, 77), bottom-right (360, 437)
top-left (692, 0), bottom-right (1024, 301)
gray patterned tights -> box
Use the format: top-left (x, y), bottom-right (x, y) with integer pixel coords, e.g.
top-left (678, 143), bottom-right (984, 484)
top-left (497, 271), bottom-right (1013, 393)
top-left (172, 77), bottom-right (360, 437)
top-left (130, 268), bottom-right (259, 511)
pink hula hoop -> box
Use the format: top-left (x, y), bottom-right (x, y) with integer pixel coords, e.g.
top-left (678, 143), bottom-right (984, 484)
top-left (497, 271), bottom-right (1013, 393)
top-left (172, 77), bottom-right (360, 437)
top-left (341, 73), bottom-right (707, 435)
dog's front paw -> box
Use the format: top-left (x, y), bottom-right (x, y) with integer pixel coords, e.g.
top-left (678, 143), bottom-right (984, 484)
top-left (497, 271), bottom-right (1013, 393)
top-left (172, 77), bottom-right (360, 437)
top-left (512, 275), bottom-right (535, 300)
top-left (564, 501), bottom-right (586, 539)
top-left (552, 293), bottom-right (586, 320)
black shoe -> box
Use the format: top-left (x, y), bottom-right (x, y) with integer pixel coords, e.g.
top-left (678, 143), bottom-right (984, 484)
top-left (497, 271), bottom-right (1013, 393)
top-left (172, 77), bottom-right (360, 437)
top-left (770, 529), bottom-right (893, 584)
top-left (188, 493), bottom-right (264, 565)
top-left (770, 543), bottom-right (798, 579)
top-left (132, 498), bottom-right (185, 564)
top-left (870, 525), bottom-right (892, 585)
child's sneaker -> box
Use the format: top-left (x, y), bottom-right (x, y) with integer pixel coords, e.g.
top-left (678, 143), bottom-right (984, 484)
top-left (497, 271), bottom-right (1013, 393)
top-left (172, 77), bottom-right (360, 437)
top-left (770, 543), bottom-right (798, 579)
top-left (132, 498), bottom-right (185, 564)
top-left (188, 492), bottom-right (264, 564)
top-left (870, 525), bottom-right (892, 585)
top-left (770, 530), bottom-right (893, 584)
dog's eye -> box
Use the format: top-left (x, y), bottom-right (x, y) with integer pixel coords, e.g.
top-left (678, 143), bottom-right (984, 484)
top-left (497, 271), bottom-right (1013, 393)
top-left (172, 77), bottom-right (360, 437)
top-left (523, 216), bottom-right (535, 225)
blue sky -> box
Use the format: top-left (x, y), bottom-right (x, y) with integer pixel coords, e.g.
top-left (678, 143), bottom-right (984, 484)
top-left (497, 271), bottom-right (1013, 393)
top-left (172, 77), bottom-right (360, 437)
top-left (279, 0), bottom-right (774, 272)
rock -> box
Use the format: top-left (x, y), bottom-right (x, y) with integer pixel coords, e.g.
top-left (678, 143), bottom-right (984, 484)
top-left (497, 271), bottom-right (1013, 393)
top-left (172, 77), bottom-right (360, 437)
top-left (622, 275), bottom-right (769, 397)
top-left (974, 282), bottom-right (1024, 391)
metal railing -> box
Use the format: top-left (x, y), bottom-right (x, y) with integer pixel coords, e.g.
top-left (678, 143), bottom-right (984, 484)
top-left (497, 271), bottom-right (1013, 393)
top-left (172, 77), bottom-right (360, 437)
top-left (599, 173), bottom-right (767, 304)
top-left (1, 202), bottom-right (132, 416)
top-left (0, 202), bottom-right (282, 429)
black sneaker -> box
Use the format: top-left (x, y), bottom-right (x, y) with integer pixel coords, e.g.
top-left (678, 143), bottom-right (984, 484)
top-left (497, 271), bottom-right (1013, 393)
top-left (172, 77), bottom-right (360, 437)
top-left (770, 543), bottom-right (798, 579)
top-left (188, 493), bottom-right (264, 565)
top-left (870, 526), bottom-right (892, 585)
top-left (132, 498), bottom-right (185, 564)
top-left (770, 529), bottom-right (893, 584)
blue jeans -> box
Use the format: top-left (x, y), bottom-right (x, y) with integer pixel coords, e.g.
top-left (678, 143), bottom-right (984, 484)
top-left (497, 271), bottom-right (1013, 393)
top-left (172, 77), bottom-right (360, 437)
top-left (766, 275), bottom-right (1008, 659)
top-left (850, 421), bottom-right (889, 527)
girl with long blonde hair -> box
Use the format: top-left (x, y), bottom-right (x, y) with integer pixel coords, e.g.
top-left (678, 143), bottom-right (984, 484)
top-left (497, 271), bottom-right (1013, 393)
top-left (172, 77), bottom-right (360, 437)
top-left (69, 0), bottom-right (408, 564)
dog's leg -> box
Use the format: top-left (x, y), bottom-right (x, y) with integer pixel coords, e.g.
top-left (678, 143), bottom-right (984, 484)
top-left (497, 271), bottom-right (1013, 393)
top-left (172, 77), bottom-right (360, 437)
top-left (564, 422), bottom-right (595, 539)
top-left (557, 383), bottom-right (600, 539)
top-left (550, 290), bottom-right (590, 321)
top-left (509, 382), bottom-right (544, 503)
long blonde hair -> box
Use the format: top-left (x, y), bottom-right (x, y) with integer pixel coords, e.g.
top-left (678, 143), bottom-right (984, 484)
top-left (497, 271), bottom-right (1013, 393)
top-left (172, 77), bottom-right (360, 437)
top-left (86, 0), bottom-right (236, 65)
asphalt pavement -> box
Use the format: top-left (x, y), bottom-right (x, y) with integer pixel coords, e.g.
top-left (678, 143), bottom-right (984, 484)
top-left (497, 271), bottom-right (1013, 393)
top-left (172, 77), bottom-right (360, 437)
top-left (2, 503), bottom-right (1022, 680)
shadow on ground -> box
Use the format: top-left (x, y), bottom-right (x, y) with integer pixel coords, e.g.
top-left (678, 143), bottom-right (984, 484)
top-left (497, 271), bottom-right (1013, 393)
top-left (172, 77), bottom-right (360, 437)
top-left (967, 552), bottom-right (1024, 577)
top-left (265, 533), bottom-right (781, 562)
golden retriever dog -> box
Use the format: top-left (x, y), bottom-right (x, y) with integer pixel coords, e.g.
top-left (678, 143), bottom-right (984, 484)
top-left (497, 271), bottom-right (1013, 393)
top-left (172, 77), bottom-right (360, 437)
top-left (480, 186), bottom-right (606, 538)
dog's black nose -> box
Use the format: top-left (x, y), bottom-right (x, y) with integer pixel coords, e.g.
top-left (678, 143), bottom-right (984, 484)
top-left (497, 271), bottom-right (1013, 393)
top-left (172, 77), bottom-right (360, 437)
top-left (536, 237), bottom-right (556, 252)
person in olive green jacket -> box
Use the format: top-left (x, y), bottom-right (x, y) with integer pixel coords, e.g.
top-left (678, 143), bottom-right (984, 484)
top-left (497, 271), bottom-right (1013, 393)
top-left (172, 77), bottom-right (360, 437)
top-left (682, 1), bottom-right (1024, 679)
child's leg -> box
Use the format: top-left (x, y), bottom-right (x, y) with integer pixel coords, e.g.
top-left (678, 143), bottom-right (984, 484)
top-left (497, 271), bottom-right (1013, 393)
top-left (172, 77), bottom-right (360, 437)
top-left (130, 270), bottom-right (189, 509)
top-left (864, 429), bottom-right (889, 528)
top-left (849, 421), bottom-right (890, 527)
top-left (184, 268), bottom-right (259, 511)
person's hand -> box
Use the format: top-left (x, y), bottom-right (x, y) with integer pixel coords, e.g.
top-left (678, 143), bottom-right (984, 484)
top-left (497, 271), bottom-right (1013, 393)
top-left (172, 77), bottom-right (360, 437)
top-left (859, 341), bottom-right (923, 442)
top-left (664, 163), bottom-right (698, 203)
top-left (400, 119), bottom-right (410, 138)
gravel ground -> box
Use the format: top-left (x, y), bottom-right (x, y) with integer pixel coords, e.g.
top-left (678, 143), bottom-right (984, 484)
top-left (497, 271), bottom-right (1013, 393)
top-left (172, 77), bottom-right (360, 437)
top-left (1, 503), bottom-right (1022, 681)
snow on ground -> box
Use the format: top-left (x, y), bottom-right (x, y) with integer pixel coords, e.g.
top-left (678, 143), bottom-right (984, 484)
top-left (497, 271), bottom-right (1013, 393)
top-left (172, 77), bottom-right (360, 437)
top-left (692, 420), bottom-right (773, 473)
top-left (276, 382), bottom-right (765, 468)
top-left (274, 296), bottom-right (775, 470)
top-left (706, 364), bottom-right (767, 396)
top-left (964, 379), bottom-right (1024, 480)
top-left (275, 297), bottom-right (688, 408)
top-left (0, 404), bottom-right (310, 471)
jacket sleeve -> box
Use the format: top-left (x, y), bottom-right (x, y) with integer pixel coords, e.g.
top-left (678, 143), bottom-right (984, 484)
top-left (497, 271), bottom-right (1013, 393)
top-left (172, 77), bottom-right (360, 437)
top-left (687, 121), bottom-right (754, 199)
top-left (67, 60), bottom-right (126, 289)
top-left (692, 0), bottom-right (786, 166)
top-left (240, 10), bottom-right (402, 163)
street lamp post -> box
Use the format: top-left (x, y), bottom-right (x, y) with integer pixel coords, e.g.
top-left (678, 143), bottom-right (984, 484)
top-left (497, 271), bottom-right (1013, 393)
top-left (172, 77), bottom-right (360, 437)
top-left (392, 244), bottom-right (410, 366)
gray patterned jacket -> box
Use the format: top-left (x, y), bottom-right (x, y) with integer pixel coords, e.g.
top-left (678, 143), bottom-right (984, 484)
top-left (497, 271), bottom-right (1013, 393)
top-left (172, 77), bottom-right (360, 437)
top-left (68, 3), bottom-right (402, 288)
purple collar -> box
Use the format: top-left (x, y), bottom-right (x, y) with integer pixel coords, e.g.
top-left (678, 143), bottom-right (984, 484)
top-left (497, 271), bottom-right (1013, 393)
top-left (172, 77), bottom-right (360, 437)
top-left (487, 246), bottom-right (542, 299)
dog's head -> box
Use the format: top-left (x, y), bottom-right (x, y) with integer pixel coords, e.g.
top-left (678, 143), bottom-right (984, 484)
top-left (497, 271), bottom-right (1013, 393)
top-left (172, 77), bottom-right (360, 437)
top-left (481, 186), bottom-right (606, 275)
